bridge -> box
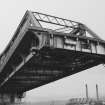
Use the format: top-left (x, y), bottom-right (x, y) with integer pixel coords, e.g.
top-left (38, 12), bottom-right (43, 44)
top-left (0, 10), bottom-right (105, 104)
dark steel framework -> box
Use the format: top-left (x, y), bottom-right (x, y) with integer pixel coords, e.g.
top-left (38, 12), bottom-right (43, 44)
top-left (33, 11), bottom-right (102, 40)
top-left (0, 10), bottom-right (105, 96)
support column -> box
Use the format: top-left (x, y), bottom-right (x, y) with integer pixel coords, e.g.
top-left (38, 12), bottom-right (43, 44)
top-left (96, 84), bottom-right (99, 100)
top-left (85, 84), bottom-right (89, 102)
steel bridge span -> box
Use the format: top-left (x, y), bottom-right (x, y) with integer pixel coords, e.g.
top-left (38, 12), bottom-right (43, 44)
top-left (0, 10), bottom-right (105, 104)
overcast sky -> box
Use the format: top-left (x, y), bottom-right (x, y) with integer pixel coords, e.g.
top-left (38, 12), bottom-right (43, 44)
top-left (0, 0), bottom-right (105, 103)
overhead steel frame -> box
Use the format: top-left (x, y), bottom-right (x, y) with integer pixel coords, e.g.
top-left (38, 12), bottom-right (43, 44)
top-left (0, 10), bottom-right (105, 104)
top-left (32, 11), bottom-right (102, 40)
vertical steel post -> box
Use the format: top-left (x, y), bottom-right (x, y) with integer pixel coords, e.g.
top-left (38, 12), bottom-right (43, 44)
top-left (85, 84), bottom-right (89, 101)
top-left (96, 84), bottom-right (99, 100)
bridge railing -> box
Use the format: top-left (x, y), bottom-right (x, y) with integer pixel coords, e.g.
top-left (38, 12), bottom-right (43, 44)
top-left (29, 26), bottom-right (105, 55)
top-left (49, 33), bottom-right (105, 54)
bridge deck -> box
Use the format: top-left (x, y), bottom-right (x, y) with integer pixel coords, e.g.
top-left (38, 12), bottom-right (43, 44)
top-left (0, 11), bottom-right (105, 93)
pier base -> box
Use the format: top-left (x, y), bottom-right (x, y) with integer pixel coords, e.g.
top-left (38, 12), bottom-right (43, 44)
top-left (0, 92), bottom-right (25, 105)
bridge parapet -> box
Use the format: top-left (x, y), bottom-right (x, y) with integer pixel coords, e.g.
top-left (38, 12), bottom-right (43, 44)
top-left (29, 26), bottom-right (105, 55)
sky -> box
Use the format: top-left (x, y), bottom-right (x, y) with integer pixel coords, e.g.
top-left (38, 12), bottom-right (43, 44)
top-left (0, 0), bottom-right (105, 103)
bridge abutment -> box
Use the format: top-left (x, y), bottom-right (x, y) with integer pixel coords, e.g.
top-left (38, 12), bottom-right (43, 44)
top-left (0, 92), bottom-right (25, 105)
